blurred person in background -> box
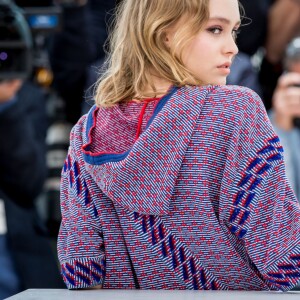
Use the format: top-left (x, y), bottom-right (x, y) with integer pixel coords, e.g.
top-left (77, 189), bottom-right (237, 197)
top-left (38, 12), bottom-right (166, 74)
top-left (0, 1), bottom-right (64, 297)
top-left (0, 80), bottom-right (64, 298)
top-left (227, 52), bottom-right (262, 96)
top-left (269, 37), bottom-right (300, 202)
top-left (227, 0), bottom-right (300, 111)
top-left (42, 0), bottom-right (117, 238)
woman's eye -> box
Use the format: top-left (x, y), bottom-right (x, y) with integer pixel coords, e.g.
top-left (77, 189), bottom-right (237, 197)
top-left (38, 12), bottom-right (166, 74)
top-left (208, 27), bottom-right (222, 34)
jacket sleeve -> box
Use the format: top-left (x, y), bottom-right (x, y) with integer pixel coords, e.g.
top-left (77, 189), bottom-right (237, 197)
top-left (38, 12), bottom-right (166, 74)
top-left (245, 161), bottom-right (300, 291)
top-left (219, 87), bottom-right (300, 291)
top-left (57, 122), bottom-right (105, 289)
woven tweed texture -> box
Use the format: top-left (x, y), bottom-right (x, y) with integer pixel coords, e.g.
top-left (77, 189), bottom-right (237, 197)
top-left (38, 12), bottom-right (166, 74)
top-left (58, 85), bottom-right (300, 290)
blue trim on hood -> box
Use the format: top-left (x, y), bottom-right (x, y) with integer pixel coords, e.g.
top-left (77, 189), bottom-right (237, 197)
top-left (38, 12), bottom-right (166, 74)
top-left (85, 105), bottom-right (97, 147)
top-left (83, 86), bottom-right (178, 165)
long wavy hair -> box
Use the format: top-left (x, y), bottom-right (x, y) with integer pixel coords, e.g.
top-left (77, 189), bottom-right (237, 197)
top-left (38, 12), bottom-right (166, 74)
top-left (94, 0), bottom-right (211, 107)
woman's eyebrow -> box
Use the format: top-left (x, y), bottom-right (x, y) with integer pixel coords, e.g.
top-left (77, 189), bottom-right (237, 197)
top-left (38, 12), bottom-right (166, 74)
top-left (208, 16), bottom-right (241, 26)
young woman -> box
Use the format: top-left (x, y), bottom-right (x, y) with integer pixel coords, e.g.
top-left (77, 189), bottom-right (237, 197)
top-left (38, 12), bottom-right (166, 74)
top-left (58, 0), bottom-right (300, 291)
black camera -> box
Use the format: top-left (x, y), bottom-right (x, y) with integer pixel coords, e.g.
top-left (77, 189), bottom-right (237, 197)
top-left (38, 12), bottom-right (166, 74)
top-left (0, 0), bottom-right (33, 80)
top-left (0, 0), bottom-right (64, 81)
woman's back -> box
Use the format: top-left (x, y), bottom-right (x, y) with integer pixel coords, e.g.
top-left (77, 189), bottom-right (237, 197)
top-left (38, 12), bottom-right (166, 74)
top-left (58, 85), bottom-right (300, 290)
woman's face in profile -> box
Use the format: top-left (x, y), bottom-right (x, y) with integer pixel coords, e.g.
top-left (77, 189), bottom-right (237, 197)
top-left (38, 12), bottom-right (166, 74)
top-left (168, 0), bottom-right (241, 85)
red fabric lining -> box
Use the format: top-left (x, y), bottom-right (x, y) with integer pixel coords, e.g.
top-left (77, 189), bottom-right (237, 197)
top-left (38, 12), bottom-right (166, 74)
top-left (83, 97), bottom-right (162, 156)
top-left (135, 97), bottom-right (161, 140)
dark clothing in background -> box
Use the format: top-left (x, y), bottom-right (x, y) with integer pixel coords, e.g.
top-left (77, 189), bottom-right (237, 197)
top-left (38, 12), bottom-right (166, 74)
top-left (0, 81), bottom-right (64, 292)
top-left (48, 0), bottom-right (116, 124)
top-left (237, 0), bottom-right (274, 56)
top-left (227, 52), bottom-right (262, 97)
top-left (237, 0), bottom-right (277, 110)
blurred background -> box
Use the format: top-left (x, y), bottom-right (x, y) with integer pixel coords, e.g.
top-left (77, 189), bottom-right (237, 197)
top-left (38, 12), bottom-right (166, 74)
top-left (0, 0), bottom-right (300, 298)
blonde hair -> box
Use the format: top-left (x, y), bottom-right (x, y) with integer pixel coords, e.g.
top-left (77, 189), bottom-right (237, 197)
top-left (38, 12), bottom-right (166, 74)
top-left (95, 0), bottom-right (210, 107)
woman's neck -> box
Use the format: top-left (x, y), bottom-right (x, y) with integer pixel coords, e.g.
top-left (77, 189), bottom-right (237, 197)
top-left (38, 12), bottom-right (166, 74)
top-left (135, 71), bottom-right (173, 99)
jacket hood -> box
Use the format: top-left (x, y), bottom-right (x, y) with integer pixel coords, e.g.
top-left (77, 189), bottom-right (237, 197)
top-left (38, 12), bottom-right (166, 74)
top-left (82, 85), bottom-right (216, 215)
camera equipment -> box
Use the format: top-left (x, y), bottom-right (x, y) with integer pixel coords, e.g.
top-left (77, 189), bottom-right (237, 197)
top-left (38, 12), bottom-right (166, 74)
top-left (284, 37), bottom-right (300, 129)
top-left (284, 37), bottom-right (300, 70)
top-left (15, 0), bottom-right (63, 88)
top-left (0, 0), bottom-right (33, 80)
top-left (14, 0), bottom-right (62, 33)
top-left (0, 0), bottom-right (64, 82)
top-left (292, 83), bottom-right (300, 128)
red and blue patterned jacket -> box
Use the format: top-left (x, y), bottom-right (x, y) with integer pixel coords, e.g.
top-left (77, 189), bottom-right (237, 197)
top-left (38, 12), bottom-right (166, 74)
top-left (58, 85), bottom-right (300, 291)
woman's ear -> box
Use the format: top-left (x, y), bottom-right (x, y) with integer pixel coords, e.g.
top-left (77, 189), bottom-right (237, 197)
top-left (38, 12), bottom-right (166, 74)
top-left (165, 33), bottom-right (170, 44)
top-left (163, 28), bottom-right (173, 48)
top-left (163, 19), bottom-right (181, 48)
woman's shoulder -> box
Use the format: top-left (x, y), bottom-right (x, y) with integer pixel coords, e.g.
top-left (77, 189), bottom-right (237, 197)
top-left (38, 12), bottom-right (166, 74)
top-left (197, 84), bottom-right (265, 114)
top-left (178, 84), bottom-right (262, 106)
top-left (178, 85), bottom-right (270, 133)
top-left (203, 84), bottom-right (262, 104)
top-left (213, 84), bottom-right (261, 101)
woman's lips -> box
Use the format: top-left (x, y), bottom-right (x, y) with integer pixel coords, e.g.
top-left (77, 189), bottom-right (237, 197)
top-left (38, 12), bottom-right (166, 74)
top-left (217, 63), bottom-right (231, 75)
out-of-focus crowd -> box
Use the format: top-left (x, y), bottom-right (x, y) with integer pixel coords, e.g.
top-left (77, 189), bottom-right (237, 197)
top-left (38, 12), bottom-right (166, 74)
top-left (0, 0), bottom-right (299, 298)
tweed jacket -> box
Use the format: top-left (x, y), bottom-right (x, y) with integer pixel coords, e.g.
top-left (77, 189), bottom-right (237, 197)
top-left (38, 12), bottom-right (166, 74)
top-left (58, 85), bottom-right (300, 291)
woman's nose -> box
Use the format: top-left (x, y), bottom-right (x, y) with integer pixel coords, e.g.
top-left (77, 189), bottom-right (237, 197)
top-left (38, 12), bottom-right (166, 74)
top-left (224, 35), bottom-right (239, 57)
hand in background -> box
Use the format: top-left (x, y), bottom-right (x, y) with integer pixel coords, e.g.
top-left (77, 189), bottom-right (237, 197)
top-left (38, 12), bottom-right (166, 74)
top-left (272, 72), bottom-right (300, 130)
top-left (0, 79), bottom-right (23, 103)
